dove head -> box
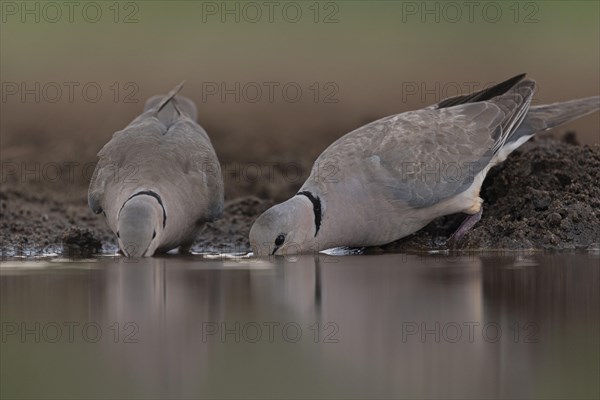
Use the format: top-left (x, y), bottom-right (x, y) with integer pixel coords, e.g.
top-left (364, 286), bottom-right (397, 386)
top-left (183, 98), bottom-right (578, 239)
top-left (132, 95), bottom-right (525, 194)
top-left (250, 195), bottom-right (318, 256)
top-left (117, 193), bottom-right (165, 257)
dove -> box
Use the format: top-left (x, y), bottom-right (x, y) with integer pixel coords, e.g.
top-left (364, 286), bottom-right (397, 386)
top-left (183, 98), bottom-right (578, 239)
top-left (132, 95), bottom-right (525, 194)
top-left (250, 74), bottom-right (599, 256)
top-left (88, 83), bottom-right (224, 257)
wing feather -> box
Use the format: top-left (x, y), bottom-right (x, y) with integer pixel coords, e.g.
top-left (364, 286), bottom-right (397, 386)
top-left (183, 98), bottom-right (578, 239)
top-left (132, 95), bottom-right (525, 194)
top-left (308, 79), bottom-right (535, 208)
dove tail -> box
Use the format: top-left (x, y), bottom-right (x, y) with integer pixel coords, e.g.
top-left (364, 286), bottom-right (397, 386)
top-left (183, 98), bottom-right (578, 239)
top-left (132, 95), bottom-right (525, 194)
top-left (143, 81), bottom-right (198, 125)
top-left (532, 96), bottom-right (599, 129)
top-left (494, 96), bottom-right (599, 163)
top-left (510, 96), bottom-right (600, 141)
top-left (154, 81), bottom-right (186, 115)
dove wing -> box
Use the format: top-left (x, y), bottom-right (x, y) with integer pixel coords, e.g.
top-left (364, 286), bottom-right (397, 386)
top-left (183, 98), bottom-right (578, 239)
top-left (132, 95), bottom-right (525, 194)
top-left (310, 79), bottom-right (535, 208)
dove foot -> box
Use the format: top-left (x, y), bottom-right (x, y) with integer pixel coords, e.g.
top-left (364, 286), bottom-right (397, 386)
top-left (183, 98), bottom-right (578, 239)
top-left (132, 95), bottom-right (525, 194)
top-left (447, 208), bottom-right (483, 247)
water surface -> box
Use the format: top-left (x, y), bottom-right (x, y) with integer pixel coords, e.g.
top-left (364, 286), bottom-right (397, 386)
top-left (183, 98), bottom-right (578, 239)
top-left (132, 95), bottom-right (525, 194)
top-left (1, 253), bottom-right (598, 399)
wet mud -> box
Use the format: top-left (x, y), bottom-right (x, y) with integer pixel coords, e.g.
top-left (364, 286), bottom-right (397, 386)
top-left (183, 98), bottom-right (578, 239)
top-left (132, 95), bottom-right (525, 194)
top-left (1, 135), bottom-right (599, 257)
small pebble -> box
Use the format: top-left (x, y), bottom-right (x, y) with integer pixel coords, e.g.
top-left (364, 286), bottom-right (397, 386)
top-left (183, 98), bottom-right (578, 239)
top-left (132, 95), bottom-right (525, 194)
top-left (547, 212), bottom-right (562, 226)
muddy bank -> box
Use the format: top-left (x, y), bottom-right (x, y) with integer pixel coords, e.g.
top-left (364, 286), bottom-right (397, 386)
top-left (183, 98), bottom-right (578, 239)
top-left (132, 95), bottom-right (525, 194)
top-left (0, 188), bottom-right (273, 257)
top-left (1, 136), bottom-right (599, 257)
top-left (385, 135), bottom-right (600, 252)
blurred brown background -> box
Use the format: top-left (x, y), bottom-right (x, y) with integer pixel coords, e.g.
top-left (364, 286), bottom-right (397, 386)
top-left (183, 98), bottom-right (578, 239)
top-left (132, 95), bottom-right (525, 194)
top-left (1, 1), bottom-right (599, 201)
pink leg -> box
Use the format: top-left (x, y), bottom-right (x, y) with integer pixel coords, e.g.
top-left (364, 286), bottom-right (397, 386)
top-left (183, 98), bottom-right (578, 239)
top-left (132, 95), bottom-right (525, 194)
top-left (447, 208), bottom-right (483, 246)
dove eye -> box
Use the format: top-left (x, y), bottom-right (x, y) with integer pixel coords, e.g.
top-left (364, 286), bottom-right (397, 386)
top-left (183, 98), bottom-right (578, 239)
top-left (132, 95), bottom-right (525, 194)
top-left (152, 230), bottom-right (156, 239)
top-left (274, 234), bottom-right (285, 247)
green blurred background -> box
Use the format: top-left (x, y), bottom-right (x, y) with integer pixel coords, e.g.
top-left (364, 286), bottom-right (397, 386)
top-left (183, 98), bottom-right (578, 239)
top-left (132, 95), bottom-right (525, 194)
top-left (1, 0), bottom-right (599, 198)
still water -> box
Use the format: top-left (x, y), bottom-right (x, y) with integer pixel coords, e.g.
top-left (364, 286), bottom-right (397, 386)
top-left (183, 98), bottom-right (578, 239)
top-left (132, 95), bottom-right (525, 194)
top-left (1, 253), bottom-right (598, 399)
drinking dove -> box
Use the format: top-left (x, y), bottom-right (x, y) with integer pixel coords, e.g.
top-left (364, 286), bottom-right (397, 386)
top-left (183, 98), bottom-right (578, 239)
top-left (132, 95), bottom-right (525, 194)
top-left (88, 83), bottom-right (224, 256)
top-left (250, 74), bottom-right (599, 255)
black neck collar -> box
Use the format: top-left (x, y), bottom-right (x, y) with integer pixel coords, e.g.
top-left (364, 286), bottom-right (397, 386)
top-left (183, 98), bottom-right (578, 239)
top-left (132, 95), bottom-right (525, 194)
top-left (297, 191), bottom-right (322, 237)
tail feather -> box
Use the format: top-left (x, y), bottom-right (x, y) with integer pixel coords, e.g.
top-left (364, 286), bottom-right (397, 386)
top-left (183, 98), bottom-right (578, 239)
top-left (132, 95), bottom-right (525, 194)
top-left (142, 81), bottom-right (199, 125)
top-left (493, 95), bottom-right (599, 163)
top-left (510, 96), bottom-right (600, 140)
top-left (154, 81), bottom-right (185, 114)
